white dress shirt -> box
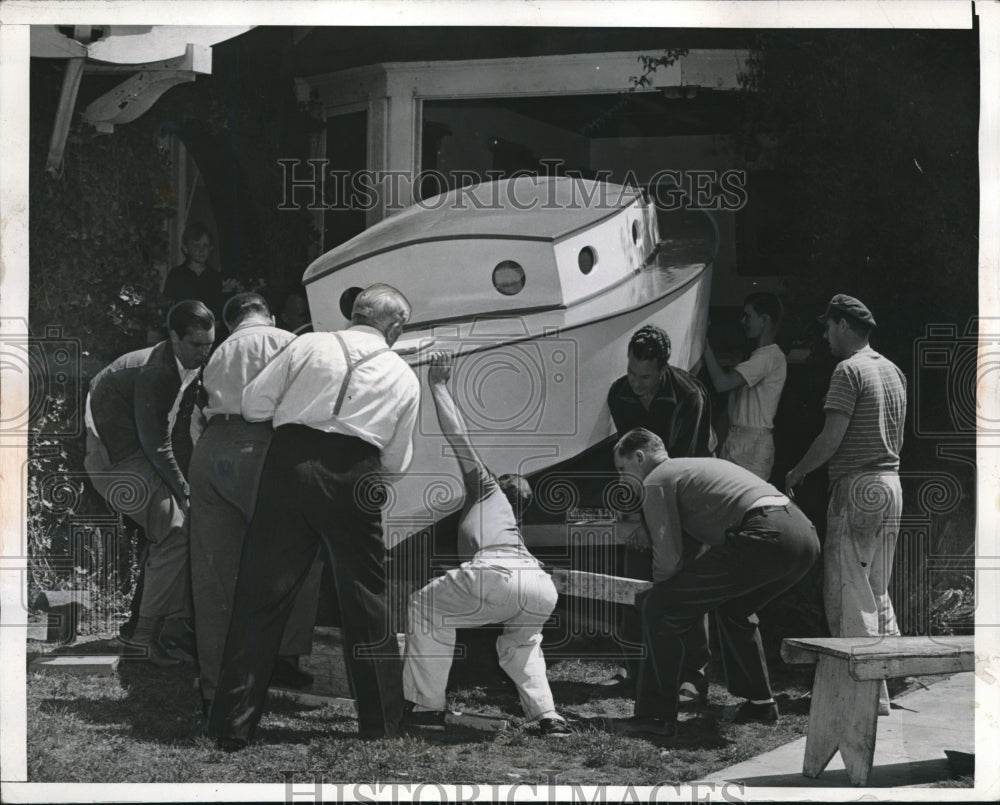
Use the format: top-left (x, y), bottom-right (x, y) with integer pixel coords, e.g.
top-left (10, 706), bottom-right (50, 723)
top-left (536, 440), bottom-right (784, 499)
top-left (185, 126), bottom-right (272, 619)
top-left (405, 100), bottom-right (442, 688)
top-left (241, 325), bottom-right (420, 474)
top-left (203, 321), bottom-right (296, 419)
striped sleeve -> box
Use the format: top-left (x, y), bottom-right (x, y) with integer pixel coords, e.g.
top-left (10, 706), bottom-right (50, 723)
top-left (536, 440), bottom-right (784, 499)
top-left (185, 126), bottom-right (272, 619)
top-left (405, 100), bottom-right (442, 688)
top-left (824, 364), bottom-right (857, 416)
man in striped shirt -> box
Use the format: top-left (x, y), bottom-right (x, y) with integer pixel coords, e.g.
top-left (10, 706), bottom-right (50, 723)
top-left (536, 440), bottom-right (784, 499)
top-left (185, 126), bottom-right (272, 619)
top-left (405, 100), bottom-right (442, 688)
top-left (785, 294), bottom-right (906, 715)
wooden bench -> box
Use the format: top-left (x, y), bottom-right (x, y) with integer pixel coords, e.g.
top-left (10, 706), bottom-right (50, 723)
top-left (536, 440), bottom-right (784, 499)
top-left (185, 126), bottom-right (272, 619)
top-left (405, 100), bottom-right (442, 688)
top-left (781, 635), bottom-right (974, 786)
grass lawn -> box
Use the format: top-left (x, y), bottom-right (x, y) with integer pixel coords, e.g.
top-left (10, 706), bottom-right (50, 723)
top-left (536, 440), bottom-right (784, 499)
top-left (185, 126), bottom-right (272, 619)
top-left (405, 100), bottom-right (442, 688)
top-left (26, 631), bottom-right (820, 786)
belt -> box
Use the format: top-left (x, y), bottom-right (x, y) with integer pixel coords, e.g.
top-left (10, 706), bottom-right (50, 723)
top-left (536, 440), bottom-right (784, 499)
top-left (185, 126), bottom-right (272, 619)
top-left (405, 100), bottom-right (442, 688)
top-left (207, 412), bottom-right (242, 423)
top-left (742, 504), bottom-right (788, 522)
top-left (741, 494), bottom-right (791, 524)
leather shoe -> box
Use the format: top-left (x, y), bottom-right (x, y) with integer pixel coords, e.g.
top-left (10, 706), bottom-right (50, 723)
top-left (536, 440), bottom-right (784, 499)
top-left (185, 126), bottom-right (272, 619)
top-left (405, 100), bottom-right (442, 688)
top-left (537, 717), bottom-right (572, 737)
top-left (596, 672), bottom-right (633, 693)
top-left (216, 736), bottom-right (249, 752)
top-left (402, 702), bottom-right (447, 732)
top-left (678, 677), bottom-right (709, 709)
top-left (733, 700), bottom-right (779, 724)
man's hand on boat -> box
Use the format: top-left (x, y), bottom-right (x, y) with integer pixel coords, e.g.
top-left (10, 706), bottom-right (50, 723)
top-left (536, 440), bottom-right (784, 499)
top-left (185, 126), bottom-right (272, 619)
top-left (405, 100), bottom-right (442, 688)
top-left (428, 351), bottom-right (455, 385)
top-left (393, 337), bottom-right (437, 357)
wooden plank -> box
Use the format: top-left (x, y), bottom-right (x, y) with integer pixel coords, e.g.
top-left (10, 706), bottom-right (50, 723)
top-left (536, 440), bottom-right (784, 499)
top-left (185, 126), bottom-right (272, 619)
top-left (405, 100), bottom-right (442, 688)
top-left (781, 641), bottom-right (823, 665)
top-left (850, 653), bottom-right (973, 681)
top-left (550, 568), bottom-right (651, 605)
top-left (30, 655), bottom-right (120, 676)
top-left (783, 636), bottom-right (973, 662)
top-left (445, 712), bottom-right (509, 732)
top-left (270, 688), bottom-right (356, 710)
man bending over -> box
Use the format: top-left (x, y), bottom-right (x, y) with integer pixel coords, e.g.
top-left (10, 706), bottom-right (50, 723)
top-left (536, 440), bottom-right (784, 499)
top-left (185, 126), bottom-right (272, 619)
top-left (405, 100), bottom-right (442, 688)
top-left (403, 352), bottom-right (570, 736)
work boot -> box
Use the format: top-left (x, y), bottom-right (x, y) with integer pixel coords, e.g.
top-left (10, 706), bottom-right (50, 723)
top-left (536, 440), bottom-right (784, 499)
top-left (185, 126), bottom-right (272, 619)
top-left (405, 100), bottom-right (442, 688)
top-left (158, 617), bottom-right (198, 664)
top-left (122, 616), bottom-right (181, 667)
top-left (733, 700), bottom-right (779, 724)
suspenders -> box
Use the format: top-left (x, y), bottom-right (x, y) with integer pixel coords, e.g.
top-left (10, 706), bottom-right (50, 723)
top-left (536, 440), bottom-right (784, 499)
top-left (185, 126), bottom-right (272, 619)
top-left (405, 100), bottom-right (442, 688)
top-left (331, 332), bottom-right (389, 416)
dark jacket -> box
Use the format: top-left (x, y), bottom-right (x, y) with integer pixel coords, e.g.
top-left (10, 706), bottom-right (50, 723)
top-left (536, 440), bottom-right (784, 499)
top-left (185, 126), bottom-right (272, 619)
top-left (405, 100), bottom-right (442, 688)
top-left (607, 366), bottom-right (715, 458)
top-left (89, 341), bottom-right (199, 503)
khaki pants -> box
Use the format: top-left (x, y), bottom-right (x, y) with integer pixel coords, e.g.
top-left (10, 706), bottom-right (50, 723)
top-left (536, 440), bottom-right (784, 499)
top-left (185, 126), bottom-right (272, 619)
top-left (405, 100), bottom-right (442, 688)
top-left (84, 430), bottom-right (190, 620)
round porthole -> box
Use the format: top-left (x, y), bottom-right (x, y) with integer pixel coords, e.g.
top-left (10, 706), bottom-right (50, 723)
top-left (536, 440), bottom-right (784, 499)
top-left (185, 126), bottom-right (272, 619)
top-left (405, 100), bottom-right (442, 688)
top-left (578, 246), bottom-right (597, 275)
top-left (339, 286), bottom-right (364, 319)
top-left (493, 261), bottom-right (526, 295)
top-left (631, 221), bottom-right (640, 244)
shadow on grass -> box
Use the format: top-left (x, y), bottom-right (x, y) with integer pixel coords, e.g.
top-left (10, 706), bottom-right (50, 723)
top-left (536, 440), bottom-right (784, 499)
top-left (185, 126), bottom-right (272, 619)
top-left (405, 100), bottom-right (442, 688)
top-left (36, 658), bottom-right (339, 746)
top-left (548, 679), bottom-right (613, 706)
top-left (397, 727), bottom-right (505, 746)
top-left (573, 714), bottom-right (734, 751)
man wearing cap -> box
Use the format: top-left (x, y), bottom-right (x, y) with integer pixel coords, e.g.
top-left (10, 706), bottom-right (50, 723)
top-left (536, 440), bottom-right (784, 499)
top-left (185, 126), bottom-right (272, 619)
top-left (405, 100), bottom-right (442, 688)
top-left (785, 294), bottom-right (906, 715)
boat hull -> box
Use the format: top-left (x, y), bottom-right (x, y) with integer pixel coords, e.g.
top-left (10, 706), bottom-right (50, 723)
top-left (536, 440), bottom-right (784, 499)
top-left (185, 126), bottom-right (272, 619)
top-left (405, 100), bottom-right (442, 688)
top-left (381, 259), bottom-right (712, 548)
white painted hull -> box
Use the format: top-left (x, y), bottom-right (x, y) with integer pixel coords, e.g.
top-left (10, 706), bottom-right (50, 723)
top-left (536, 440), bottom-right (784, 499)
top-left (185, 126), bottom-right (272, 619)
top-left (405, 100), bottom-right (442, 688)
top-left (382, 259), bottom-right (712, 548)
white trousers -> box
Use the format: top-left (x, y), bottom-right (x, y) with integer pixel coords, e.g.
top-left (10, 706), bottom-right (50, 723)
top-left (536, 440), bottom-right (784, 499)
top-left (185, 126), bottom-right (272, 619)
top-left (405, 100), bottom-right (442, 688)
top-left (824, 472), bottom-right (902, 639)
top-left (826, 472), bottom-right (903, 709)
top-left (720, 425), bottom-right (775, 482)
top-left (403, 559), bottom-right (559, 721)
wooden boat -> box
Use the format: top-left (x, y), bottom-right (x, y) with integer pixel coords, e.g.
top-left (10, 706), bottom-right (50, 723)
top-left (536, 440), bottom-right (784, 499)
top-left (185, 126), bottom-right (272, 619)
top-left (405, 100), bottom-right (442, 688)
top-left (303, 176), bottom-right (712, 548)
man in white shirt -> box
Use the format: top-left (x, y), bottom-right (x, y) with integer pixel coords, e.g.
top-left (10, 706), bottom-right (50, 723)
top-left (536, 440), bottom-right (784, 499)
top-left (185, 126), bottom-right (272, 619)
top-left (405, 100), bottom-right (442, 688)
top-left (703, 292), bottom-right (787, 481)
top-left (188, 293), bottom-right (323, 720)
top-left (402, 352), bottom-right (570, 736)
top-left (207, 284), bottom-right (420, 750)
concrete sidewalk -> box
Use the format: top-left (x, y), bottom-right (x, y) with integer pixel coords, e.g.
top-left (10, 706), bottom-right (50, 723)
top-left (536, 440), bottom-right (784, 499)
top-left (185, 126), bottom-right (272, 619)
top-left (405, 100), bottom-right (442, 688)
top-left (697, 672), bottom-right (974, 789)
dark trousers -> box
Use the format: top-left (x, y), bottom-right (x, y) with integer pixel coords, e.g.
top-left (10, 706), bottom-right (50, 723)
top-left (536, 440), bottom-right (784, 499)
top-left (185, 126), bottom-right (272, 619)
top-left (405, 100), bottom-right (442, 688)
top-left (208, 425), bottom-right (403, 741)
top-left (636, 504), bottom-right (820, 724)
top-left (619, 538), bottom-right (710, 686)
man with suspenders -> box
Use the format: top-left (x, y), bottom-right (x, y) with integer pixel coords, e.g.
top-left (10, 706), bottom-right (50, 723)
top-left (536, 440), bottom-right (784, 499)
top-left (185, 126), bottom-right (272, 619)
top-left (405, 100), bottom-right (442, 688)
top-left (207, 284), bottom-right (420, 750)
